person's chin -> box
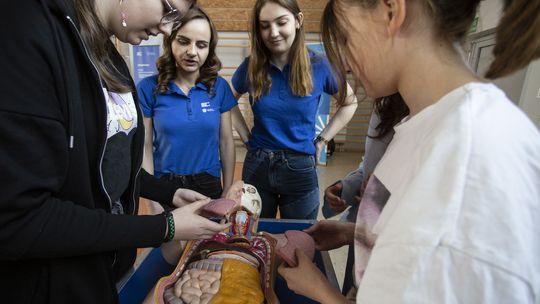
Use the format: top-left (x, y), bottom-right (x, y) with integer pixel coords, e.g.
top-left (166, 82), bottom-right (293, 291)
top-left (180, 66), bottom-right (200, 74)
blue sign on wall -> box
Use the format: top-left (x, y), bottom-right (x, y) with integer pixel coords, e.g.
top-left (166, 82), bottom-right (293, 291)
top-left (132, 45), bottom-right (160, 85)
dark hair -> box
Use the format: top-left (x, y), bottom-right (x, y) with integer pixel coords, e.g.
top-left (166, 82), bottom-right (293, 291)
top-left (156, 6), bottom-right (221, 96)
top-left (74, 0), bottom-right (131, 92)
top-left (371, 93), bottom-right (409, 139)
top-left (321, 0), bottom-right (378, 105)
top-left (248, 0), bottom-right (312, 100)
top-left (423, 0), bottom-right (482, 43)
top-left (486, 0), bottom-right (540, 78)
top-left (322, 0), bottom-right (482, 104)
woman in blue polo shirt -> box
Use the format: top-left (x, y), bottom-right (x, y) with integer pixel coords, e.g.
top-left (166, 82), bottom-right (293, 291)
top-left (138, 7), bottom-right (236, 200)
top-left (231, 0), bottom-right (358, 219)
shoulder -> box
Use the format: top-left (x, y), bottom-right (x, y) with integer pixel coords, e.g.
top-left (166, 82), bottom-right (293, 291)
top-left (137, 75), bottom-right (159, 89)
top-left (214, 76), bottom-right (229, 86)
top-left (309, 52), bottom-right (334, 75)
top-left (309, 52), bottom-right (327, 64)
top-left (235, 57), bottom-right (250, 72)
top-left (462, 83), bottom-right (538, 139)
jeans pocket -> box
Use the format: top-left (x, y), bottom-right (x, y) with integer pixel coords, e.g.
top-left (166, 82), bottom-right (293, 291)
top-left (285, 154), bottom-right (315, 172)
top-left (242, 150), bottom-right (264, 180)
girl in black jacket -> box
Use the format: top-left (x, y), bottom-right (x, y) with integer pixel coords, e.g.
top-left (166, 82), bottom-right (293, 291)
top-left (0, 0), bottom-right (227, 303)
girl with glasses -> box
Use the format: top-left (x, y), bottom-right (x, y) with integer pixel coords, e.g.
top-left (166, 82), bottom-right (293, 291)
top-left (137, 7), bottom-right (236, 201)
top-left (278, 0), bottom-right (540, 303)
top-left (0, 0), bottom-right (228, 303)
top-left (231, 0), bottom-right (358, 220)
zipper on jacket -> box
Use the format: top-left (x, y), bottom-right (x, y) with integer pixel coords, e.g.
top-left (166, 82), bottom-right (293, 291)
top-left (66, 16), bottom-right (113, 210)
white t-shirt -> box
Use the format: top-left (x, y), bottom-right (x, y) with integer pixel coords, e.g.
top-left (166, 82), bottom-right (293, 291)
top-left (356, 83), bottom-right (540, 303)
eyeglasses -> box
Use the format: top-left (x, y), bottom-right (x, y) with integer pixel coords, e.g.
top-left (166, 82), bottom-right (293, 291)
top-left (160, 0), bottom-right (194, 25)
top-left (160, 0), bottom-right (180, 25)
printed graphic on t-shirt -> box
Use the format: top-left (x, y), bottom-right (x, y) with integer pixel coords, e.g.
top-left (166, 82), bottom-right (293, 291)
top-left (354, 175), bottom-right (390, 282)
top-left (103, 89), bottom-right (138, 139)
top-left (101, 88), bottom-right (137, 210)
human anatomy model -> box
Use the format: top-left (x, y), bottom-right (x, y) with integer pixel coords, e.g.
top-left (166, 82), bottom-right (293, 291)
top-left (146, 182), bottom-right (316, 304)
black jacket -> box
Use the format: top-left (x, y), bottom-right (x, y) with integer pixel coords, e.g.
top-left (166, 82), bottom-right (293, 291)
top-left (0, 0), bottom-right (174, 302)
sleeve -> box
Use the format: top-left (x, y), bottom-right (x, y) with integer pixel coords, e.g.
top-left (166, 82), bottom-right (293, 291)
top-left (340, 163), bottom-right (365, 204)
top-left (139, 169), bottom-right (177, 208)
top-left (136, 76), bottom-right (157, 117)
top-left (0, 8), bottom-right (165, 260)
top-left (320, 56), bottom-right (339, 95)
top-left (217, 77), bottom-right (238, 113)
top-left (231, 57), bottom-right (250, 94)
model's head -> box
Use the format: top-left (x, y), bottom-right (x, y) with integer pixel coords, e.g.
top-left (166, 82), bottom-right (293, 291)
top-left (248, 0), bottom-right (312, 100)
top-left (73, 0), bottom-right (195, 92)
top-left (322, 0), bottom-right (481, 100)
top-left (157, 7), bottom-right (221, 95)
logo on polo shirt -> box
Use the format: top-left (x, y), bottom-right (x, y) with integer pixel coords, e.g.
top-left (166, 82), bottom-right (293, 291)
top-left (201, 101), bottom-right (215, 113)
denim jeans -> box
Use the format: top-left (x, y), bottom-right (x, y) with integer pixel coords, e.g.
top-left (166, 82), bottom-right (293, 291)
top-left (242, 148), bottom-right (319, 219)
top-left (160, 172), bottom-right (222, 199)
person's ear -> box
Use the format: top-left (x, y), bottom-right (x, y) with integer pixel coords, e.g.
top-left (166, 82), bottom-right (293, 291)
top-left (383, 0), bottom-right (406, 36)
top-left (296, 12), bottom-right (304, 29)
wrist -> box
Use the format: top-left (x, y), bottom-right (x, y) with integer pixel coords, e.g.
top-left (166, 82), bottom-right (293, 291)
top-left (163, 211), bottom-right (175, 242)
top-left (314, 134), bottom-right (329, 145)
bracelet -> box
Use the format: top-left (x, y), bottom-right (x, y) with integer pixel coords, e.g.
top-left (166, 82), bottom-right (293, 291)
top-left (314, 134), bottom-right (329, 145)
top-left (163, 211), bottom-right (175, 242)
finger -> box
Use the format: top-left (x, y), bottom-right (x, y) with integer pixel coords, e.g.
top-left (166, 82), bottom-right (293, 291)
top-left (201, 220), bottom-right (230, 232)
top-left (303, 223), bottom-right (319, 234)
top-left (277, 262), bottom-right (290, 278)
top-left (328, 197), bottom-right (343, 208)
top-left (186, 198), bottom-right (212, 212)
top-left (187, 189), bottom-right (208, 201)
top-left (295, 248), bottom-right (309, 263)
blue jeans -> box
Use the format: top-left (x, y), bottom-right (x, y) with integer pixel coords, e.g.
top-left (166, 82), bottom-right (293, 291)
top-left (242, 148), bottom-right (319, 219)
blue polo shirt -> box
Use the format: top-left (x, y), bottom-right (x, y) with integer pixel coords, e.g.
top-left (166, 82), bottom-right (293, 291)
top-left (231, 53), bottom-right (338, 155)
top-left (137, 75), bottom-right (237, 178)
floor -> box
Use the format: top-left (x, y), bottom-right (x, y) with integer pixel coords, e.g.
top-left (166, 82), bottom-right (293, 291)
top-left (235, 148), bottom-right (361, 290)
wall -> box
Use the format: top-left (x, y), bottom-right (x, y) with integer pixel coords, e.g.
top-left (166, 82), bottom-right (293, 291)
top-left (519, 59), bottom-right (540, 129)
top-left (477, 0), bottom-right (503, 31)
top-left (199, 0), bottom-right (327, 33)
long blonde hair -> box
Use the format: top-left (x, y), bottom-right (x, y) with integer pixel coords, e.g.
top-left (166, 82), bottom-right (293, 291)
top-left (248, 0), bottom-right (312, 101)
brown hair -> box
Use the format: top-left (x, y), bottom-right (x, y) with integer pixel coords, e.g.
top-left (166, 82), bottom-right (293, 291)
top-left (486, 0), bottom-right (540, 78)
top-left (74, 0), bottom-right (131, 92)
top-left (155, 6), bottom-right (221, 96)
top-left (322, 0), bottom-right (481, 104)
top-left (372, 93), bottom-right (409, 139)
top-left (248, 0), bottom-right (312, 100)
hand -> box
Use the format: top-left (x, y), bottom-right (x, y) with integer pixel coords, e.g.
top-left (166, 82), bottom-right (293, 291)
top-left (315, 140), bottom-right (326, 166)
top-left (172, 188), bottom-right (208, 208)
top-left (304, 220), bottom-right (355, 251)
top-left (324, 182), bottom-right (346, 213)
top-left (171, 199), bottom-right (230, 240)
top-left (223, 180), bottom-right (244, 202)
top-left (278, 249), bottom-right (344, 303)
